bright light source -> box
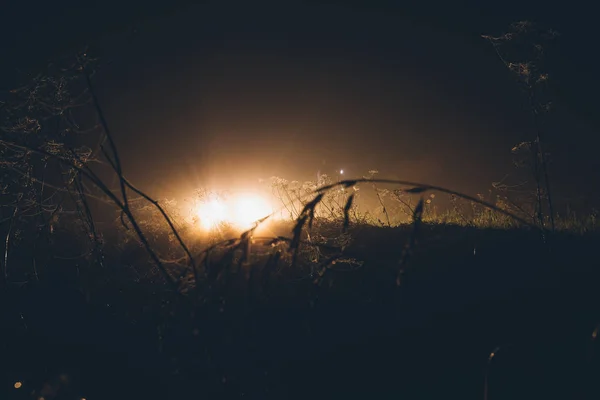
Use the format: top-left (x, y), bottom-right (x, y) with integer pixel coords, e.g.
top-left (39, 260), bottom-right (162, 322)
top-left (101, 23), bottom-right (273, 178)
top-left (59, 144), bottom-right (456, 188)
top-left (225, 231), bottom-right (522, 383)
top-left (194, 192), bottom-right (273, 231)
top-left (340, 169), bottom-right (344, 175)
top-left (14, 381), bottom-right (22, 389)
top-left (195, 197), bottom-right (228, 230)
top-left (232, 193), bottom-right (272, 229)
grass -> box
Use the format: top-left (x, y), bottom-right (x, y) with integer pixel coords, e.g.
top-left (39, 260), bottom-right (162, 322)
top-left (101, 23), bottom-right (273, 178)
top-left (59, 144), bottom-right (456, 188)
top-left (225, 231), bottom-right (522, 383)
top-left (1, 49), bottom-right (599, 400)
top-left (2, 200), bottom-right (599, 399)
top-left (2, 152), bottom-right (599, 399)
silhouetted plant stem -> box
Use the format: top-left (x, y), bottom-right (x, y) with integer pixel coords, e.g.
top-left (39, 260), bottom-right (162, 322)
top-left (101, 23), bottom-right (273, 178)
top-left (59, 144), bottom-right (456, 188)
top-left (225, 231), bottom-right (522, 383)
top-left (1, 138), bottom-right (185, 295)
top-left (2, 202), bottom-right (19, 286)
top-left (76, 55), bottom-right (198, 295)
top-left (529, 93), bottom-right (555, 233)
top-left (80, 56), bottom-right (129, 209)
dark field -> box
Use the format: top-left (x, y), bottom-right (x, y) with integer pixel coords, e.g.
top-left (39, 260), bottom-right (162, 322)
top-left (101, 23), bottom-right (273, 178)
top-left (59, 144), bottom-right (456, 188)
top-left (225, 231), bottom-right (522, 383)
top-left (2, 223), bottom-right (599, 399)
top-left (2, 6), bottom-right (600, 399)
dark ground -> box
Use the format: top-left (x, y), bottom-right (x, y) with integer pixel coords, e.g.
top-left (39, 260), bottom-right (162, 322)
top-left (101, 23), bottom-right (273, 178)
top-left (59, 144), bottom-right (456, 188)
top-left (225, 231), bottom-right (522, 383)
top-left (1, 224), bottom-right (599, 399)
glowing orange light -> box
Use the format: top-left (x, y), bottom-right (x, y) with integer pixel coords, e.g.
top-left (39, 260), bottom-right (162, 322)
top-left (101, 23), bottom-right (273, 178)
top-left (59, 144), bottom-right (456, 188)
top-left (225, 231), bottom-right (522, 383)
top-left (194, 192), bottom-right (273, 231)
top-left (195, 197), bottom-right (228, 230)
top-left (14, 381), bottom-right (22, 389)
top-left (232, 193), bottom-right (272, 229)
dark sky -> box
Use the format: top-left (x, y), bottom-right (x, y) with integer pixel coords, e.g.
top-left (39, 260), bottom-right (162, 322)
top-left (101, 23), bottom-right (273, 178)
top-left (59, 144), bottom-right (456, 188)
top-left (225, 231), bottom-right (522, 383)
top-left (2, 1), bottom-right (599, 204)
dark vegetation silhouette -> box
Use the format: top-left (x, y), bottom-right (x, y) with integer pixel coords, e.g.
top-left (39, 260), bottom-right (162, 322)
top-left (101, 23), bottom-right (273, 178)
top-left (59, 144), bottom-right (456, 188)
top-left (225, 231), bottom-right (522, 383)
top-left (483, 21), bottom-right (560, 236)
top-left (1, 22), bottom-right (599, 400)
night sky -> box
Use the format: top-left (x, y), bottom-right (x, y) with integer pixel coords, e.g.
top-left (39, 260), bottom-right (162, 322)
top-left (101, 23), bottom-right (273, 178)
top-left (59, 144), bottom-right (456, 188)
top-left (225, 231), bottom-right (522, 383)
top-left (2, 1), bottom-right (599, 206)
